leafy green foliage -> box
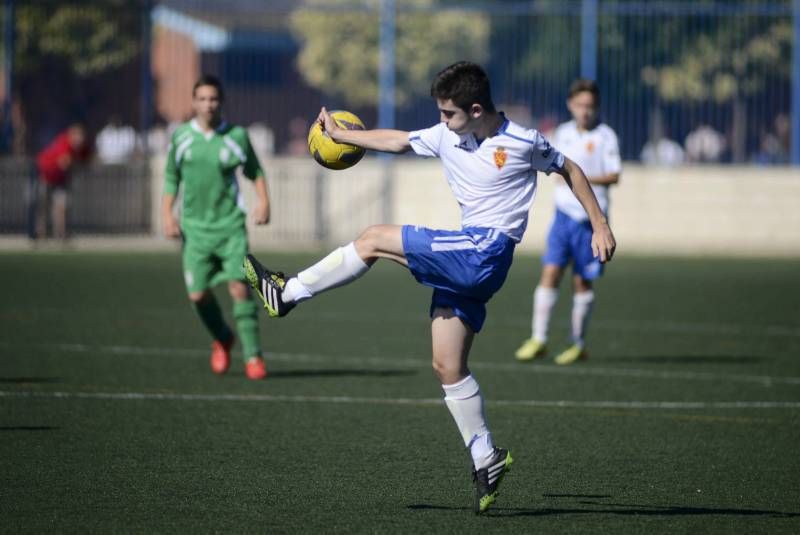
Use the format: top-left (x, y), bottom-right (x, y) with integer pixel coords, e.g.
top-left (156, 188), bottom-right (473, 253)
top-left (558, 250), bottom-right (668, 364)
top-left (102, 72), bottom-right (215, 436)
top-left (641, 18), bottom-right (791, 103)
top-left (290, 0), bottom-right (489, 107)
top-left (12, 1), bottom-right (139, 77)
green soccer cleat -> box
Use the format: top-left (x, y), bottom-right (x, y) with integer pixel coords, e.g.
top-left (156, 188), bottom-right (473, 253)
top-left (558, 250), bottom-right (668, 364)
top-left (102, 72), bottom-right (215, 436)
top-left (243, 254), bottom-right (295, 318)
top-left (515, 338), bottom-right (547, 361)
top-left (554, 344), bottom-right (587, 365)
top-left (473, 448), bottom-right (513, 514)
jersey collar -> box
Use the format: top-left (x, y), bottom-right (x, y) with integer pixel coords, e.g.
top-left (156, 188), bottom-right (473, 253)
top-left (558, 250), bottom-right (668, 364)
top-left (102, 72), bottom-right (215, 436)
top-left (492, 112), bottom-right (509, 137)
top-left (570, 118), bottom-right (601, 134)
top-left (466, 112), bottom-right (508, 147)
top-left (190, 118), bottom-right (228, 140)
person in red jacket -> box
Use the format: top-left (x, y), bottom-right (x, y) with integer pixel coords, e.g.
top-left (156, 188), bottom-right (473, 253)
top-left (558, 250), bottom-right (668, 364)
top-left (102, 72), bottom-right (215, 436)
top-left (34, 123), bottom-right (89, 240)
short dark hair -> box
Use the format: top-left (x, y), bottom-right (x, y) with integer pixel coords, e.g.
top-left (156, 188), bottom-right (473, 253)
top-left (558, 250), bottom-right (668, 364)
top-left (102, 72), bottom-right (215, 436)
top-left (568, 78), bottom-right (600, 103)
top-left (430, 62), bottom-right (495, 113)
top-left (193, 74), bottom-right (224, 100)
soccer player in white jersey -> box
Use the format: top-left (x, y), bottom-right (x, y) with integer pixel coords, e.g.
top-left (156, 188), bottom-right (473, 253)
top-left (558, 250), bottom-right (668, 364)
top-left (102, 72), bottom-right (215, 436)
top-left (516, 79), bottom-right (621, 365)
top-left (244, 63), bottom-right (616, 514)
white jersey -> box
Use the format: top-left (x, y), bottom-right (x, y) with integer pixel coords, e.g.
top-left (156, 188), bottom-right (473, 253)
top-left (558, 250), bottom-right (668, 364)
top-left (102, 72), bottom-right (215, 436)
top-left (552, 120), bottom-right (621, 222)
top-left (408, 115), bottom-right (564, 242)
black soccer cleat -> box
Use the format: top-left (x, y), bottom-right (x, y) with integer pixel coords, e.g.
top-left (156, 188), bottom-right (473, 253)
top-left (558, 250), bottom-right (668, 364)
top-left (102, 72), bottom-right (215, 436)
top-left (473, 447), bottom-right (513, 514)
top-left (243, 254), bottom-right (296, 318)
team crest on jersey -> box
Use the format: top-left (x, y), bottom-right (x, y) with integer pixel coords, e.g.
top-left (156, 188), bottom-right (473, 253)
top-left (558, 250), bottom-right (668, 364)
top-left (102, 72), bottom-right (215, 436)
top-left (494, 147), bottom-right (507, 169)
top-left (220, 147), bottom-right (230, 163)
top-left (586, 141), bottom-right (595, 153)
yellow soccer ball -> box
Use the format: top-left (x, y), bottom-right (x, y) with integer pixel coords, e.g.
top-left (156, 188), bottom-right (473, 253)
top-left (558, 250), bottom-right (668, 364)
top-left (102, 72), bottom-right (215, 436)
top-left (307, 110), bottom-right (366, 170)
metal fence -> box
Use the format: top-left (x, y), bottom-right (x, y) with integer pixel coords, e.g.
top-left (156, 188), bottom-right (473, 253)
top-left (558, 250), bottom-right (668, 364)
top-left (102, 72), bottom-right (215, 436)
top-left (0, 160), bottom-right (151, 235)
top-left (3, 1), bottom-right (795, 161)
top-left (139, 0), bottom-right (796, 164)
top-left (0, 0), bottom-right (796, 235)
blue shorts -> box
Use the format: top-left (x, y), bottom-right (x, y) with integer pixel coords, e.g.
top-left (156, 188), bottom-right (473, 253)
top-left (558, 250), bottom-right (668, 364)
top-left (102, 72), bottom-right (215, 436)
top-left (402, 226), bottom-right (515, 332)
top-left (542, 210), bottom-right (604, 280)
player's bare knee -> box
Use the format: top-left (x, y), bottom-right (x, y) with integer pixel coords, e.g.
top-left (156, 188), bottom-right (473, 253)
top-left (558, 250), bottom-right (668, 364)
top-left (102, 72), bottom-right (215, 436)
top-left (431, 359), bottom-right (450, 383)
top-left (228, 280), bottom-right (248, 301)
top-left (431, 356), bottom-right (445, 376)
top-left (431, 357), bottom-right (462, 383)
top-left (355, 226), bottom-right (382, 258)
top-left (574, 277), bottom-right (593, 293)
top-left (188, 290), bottom-right (209, 303)
top-left (540, 265), bottom-right (563, 288)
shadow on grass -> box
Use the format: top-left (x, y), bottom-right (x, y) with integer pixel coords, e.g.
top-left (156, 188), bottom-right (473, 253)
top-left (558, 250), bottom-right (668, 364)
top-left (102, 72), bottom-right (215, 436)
top-left (407, 502), bottom-right (800, 518)
top-left (0, 426), bottom-right (58, 431)
top-left (267, 369), bottom-right (417, 379)
top-left (602, 355), bottom-right (764, 365)
top-left (0, 377), bottom-right (60, 384)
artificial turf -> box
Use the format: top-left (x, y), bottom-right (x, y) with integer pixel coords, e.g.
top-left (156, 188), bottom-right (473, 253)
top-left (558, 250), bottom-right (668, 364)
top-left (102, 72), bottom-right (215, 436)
top-left (1, 251), bottom-right (799, 533)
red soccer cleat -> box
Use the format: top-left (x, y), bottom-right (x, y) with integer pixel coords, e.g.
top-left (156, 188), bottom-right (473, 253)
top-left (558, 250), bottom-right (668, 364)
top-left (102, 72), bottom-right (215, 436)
top-left (245, 356), bottom-right (267, 380)
top-left (210, 337), bottom-right (234, 375)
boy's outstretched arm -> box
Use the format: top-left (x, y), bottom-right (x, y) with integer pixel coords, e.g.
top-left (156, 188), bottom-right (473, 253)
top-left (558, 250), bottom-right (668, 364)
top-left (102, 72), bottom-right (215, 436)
top-left (317, 107), bottom-right (412, 154)
top-left (251, 176), bottom-right (270, 225)
top-left (557, 157), bottom-right (617, 263)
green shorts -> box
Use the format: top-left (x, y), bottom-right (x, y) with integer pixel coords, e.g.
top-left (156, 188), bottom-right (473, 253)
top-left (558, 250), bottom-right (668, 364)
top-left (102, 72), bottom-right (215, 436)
top-left (182, 228), bottom-right (249, 293)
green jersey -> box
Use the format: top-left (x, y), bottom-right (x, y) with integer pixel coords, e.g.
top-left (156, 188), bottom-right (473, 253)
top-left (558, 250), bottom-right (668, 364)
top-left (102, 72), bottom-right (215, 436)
top-left (164, 119), bottom-right (264, 234)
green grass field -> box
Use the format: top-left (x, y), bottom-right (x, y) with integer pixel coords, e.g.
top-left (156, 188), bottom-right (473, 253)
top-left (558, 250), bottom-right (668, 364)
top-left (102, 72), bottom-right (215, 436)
top-left (1, 250), bottom-right (799, 533)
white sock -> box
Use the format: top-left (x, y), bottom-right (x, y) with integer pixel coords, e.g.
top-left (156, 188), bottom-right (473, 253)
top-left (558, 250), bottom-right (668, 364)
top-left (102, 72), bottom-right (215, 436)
top-left (282, 242), bottom-right (369, 304)
top-left (443, 375), bottom-right (495, 469)
top-left (283, 277), bottom-right (312, 303)
top-left (532, 286), bottom-right (558, 342)
top-left (571, 290), bottom-right (595, 347)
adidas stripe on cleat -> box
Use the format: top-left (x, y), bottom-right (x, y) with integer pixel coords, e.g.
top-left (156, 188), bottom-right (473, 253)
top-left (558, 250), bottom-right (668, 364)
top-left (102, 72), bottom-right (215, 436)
top-left (243, 254), bottom-right (296, 318)
top-left (473, 447), bottom-right (513, 514)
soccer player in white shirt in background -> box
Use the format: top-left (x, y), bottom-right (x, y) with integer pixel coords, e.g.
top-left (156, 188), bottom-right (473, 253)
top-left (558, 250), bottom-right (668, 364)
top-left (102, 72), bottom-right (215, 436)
top-left (516, 79), bottom-right (621, 366)
top-left (244, 63), bottom-right (616, 514)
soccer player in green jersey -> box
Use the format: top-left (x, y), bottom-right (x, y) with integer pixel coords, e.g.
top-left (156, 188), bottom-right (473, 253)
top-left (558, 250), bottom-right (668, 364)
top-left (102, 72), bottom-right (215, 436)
top-left (162, 75), bottom-right (270, 380)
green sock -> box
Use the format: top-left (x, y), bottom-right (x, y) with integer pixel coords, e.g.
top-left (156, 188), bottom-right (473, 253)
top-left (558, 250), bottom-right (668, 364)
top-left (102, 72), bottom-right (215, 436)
top-left (233, 299), bottom-right (261, 361)
top-left (192, 295), bottom-right (232, 343)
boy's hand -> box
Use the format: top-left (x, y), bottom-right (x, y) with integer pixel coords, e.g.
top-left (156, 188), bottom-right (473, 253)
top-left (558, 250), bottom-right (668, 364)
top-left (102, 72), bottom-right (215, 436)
top-left (317, 107), bottom-right (342, 141)
top-left (163, 212), bottom-right (181, 239)
top-left (252, 202), bottom-right (270, 225)
top-left (591, 222), bottom-right (616, 263)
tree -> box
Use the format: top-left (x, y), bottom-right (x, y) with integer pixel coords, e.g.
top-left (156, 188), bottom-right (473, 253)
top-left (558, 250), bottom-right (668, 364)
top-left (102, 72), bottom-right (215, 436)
top-left (289, 0), bottom-right (490, 108)
top-left (487, 2), bottom-right (791, 161)
top-left (14, 1), bottom-right (139, 77)
top-left (641, 18), bottom-right (792, 162)
top-left (4, 1), bottom-right (141, 153)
